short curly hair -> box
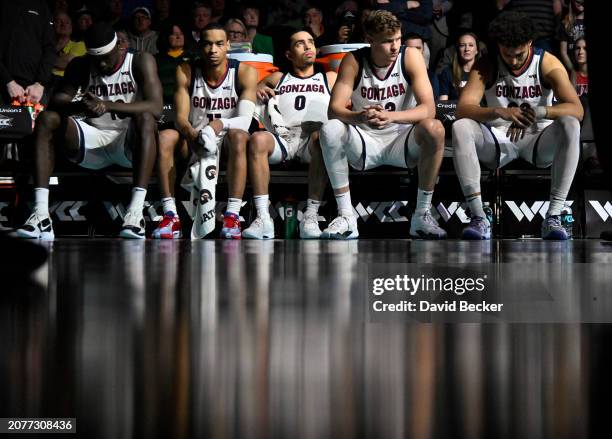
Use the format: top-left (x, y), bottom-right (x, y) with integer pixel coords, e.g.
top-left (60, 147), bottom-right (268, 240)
top-left (489, 11), bottom-right (536, 47)
top-left (363, 10), bottom-right (401, 37)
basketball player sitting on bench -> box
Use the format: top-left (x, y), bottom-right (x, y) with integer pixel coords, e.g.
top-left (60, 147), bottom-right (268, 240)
top-left (243, 29), bottom-right (336, 240)
top-left (15, 23), bottom-right (163, 240)
top-left (452, 12), bottom-right (583, 240)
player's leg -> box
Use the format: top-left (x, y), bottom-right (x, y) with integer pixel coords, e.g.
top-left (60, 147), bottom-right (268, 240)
top-left (299, 131), bottom-right (328, 239)
top-left (452, 118), bottom-right (499, 239)
top-left (152, 128), bottom-right (189, 239)
top-left (16, 111), bottom-right (80, 239)
top-left (220, 128), bottom-right (249, 239)
top-left (407, 118), bottom-right (447, 239)
top-left (319, 119), bottom-right (364, 240)
top-left (120, 111), bottom-right (158, 239)
top-left (521, 116), bottom-right (581, 240)
top-left (243, 131), bottom-right (276, 239)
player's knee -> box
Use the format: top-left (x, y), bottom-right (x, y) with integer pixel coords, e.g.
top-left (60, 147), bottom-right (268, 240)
top-left (248, 132), bottom-right (269, 158)
top-left (452, 119), bottom-right (476, 149)
top-left (227, 129), bottom-right (249, 154)
top-left (418, 119), bottom-right (445, 154)
top-left (320, 119), bottom-right (345, 149)
top-left (557, 115), bottom-right (580, 141)
top-left (135, 112), bottom-right (156, 131)
top-left (159, 129), bottom-right (179, 157)
top-left (35, 110), bottom-right (61, 131)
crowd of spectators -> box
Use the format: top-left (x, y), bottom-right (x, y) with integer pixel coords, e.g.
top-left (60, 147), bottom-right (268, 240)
top-left (0, 1), bottom-right (592, 106)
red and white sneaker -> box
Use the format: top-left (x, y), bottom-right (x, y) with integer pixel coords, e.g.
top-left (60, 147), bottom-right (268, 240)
top-left (152, 212), bottom-right (182, 239)
top-left (220, 212), bottom-right (242, 239)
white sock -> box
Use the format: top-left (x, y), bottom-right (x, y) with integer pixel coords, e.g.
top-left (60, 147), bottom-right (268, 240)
top-left (415, 189), bottom-right (433, 214)
top-left (162, 197), bottom-right (177, 216)
top-left (226, 198), bottom-right (242, 215)
top-left (547, 194), bottom-right (565, 217)
top-left (253, 194), bottom-right (270, 219)
top-left (335, 191), bottom-right (353, 217)
top-left (127, 187), bottom-right (147, 213)
top-left (466, 194), bottom-right (486, 220)
top-left (33, 187), bottom-right (49, 216)
top-left (305, 198), bottom-right (321, 216)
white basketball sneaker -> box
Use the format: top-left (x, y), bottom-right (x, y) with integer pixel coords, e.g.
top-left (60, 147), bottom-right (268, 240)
top-left (321, 215), bottom-right (359, 240)
top-left (243, 216), bottom-right (275, 239)
top-left (299, 212), bottom-right (322, 239)
top-left (409, 210), bottom-right (447, 239)
top-left (15, 213), bottom-right (54, 240)
top-left (120, 210), bottom-right (146, 239)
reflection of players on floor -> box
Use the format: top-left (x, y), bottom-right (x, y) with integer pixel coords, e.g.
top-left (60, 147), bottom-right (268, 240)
top-left (320, 11), bottom-right (447, 240)
top-left (453, 11), bottom-right (583, 240)
top-left (152, 23), bottom-right (257, 240)
top-left (15, 23), bottom-right (163, 240)
top-left (244, 29), bottom-right (336, 240)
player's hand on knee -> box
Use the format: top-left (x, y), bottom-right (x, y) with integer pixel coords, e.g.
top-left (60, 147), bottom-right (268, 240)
top-left (256, 86), bottom-right (275, 103)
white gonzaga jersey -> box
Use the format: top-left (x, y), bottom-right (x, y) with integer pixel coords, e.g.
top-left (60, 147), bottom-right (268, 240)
top-left (86, 52), bottom-right (139, 130)
top-left (351, 46), bottom-right (417, 136)
top-left (485, 47), bottom-right (554, 132)
top-left (265, 69), bottom-right (331, 131)
top-left (189, 58), bottom-right (241, 131)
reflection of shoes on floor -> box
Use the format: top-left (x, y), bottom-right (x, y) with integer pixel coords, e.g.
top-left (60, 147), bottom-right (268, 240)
top-left (601, 230), bottom-right (612, 241)
top-left (0, 234), bottom-right (48, 277)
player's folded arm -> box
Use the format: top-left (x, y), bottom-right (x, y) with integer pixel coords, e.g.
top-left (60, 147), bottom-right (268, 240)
top-left (541, 53), bottom-right (584, 121)
top-left (456, 57), bottom-right (497, 122)
top-left (328, 53), bottom-right (360, 123)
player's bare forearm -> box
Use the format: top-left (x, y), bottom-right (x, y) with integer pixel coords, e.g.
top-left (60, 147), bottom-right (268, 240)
top-left (544, 102), bottom-right (584, 122)
top-left (390, 104), bottom-right (435, 124)
top-left (48, 92), bottom-right (85, 115)
top-left (329, 105), bottom-right (363, 125)
top-left (105, 99), bottom-right (163, 119)
top-left (456, 104), bottom-right (500, 123)
top-left (175, 116), bottom-right (198, 142)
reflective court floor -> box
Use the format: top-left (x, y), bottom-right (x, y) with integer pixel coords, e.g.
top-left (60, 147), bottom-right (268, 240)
top-left (2, 239), bottom-right (612, 439)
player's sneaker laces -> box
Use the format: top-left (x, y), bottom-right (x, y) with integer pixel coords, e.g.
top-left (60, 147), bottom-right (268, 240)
top-left (120, 210), bottom-right (146, 239)
top-left (541, 215), bottom-right (569, 240)
top-left (300, 212), bottom-right (322, 239)
top-left (220, 212), bottom-right (242, 239)
top-left (152, 212), bottom-right (182, 239)
top-left (321, 215), bottom-right (359, 240)
top-left (243, 216), bottom-right (274, 239)
top-left (410, 211), bottom-right (447, 239)
top-left (461, 216), bottom-right (491, 240)
top-left (15, 213), bottom-right (54, 240)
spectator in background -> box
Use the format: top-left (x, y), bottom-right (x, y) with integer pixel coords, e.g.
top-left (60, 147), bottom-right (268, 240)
top-left (571, 37), bottom-right (587, 99)
top-left (334, 1), bottom-right (360, 44)
top-left (225, 18), bottom-right (250, 46)
top-left (404, 33), bottom-right (439, 98)
top-left (570, 37), bottom-right (595, 166)
top-left (109, 0), bottom-right (129, 31)
top-left (438, 31), bottom-right (480, 101)
top-left (152, 0), bottom-right (172, 31)
top-left (243, 4), bottom-right (274, 55)
top-left (0, 1), bottom-right (56, 105)
top-left (304, 6), bottom-right (326, 46)
top-left (499, 0), bottom-right (562, 52)
top-left (558, 0), bottom-right (585, 71)
top-left (185, 2), bottom-right (212, 52)
top-left (52, 12), bottom-right (86, 79)
top-left (373, 0), bottom-right (434, 44)
top-left (128, 7), bottom-right (158, 55)
top-left (210, 0), bottom-right (227, 23)
top-left (350, 7), bottom-right (372, 43)
top-left (73, 6), bottom-right (94, 42)
top-left (430, 0), bottom-right (452, 69)
top-left (52, 0), bottom-right (69, 14)
top-left (116, 29), bottom-right (131, 54)
top-left (156, 22), bottom-right (190, 104)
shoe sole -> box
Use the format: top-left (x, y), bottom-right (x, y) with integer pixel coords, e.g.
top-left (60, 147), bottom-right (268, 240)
top-left (542, 231), bottom-right (569, 240)
top-left (152, 231), bottom-right (182, 239)
top-left (410, 230), bottom-right (447, 240)
top-left (461, 230), bottom-right (491, 240)
top-left (15, 230), bottom-right (55, 240)
top-left (220, 232), bottom-right (242, 240)
top-left (119, 229), bottom-right (146, 239)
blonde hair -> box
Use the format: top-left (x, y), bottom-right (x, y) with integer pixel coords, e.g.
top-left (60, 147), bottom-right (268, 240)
top-left (452, 32), bottom-right (480, 93)
top-left (363, 10), bottom-right (400, 37)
